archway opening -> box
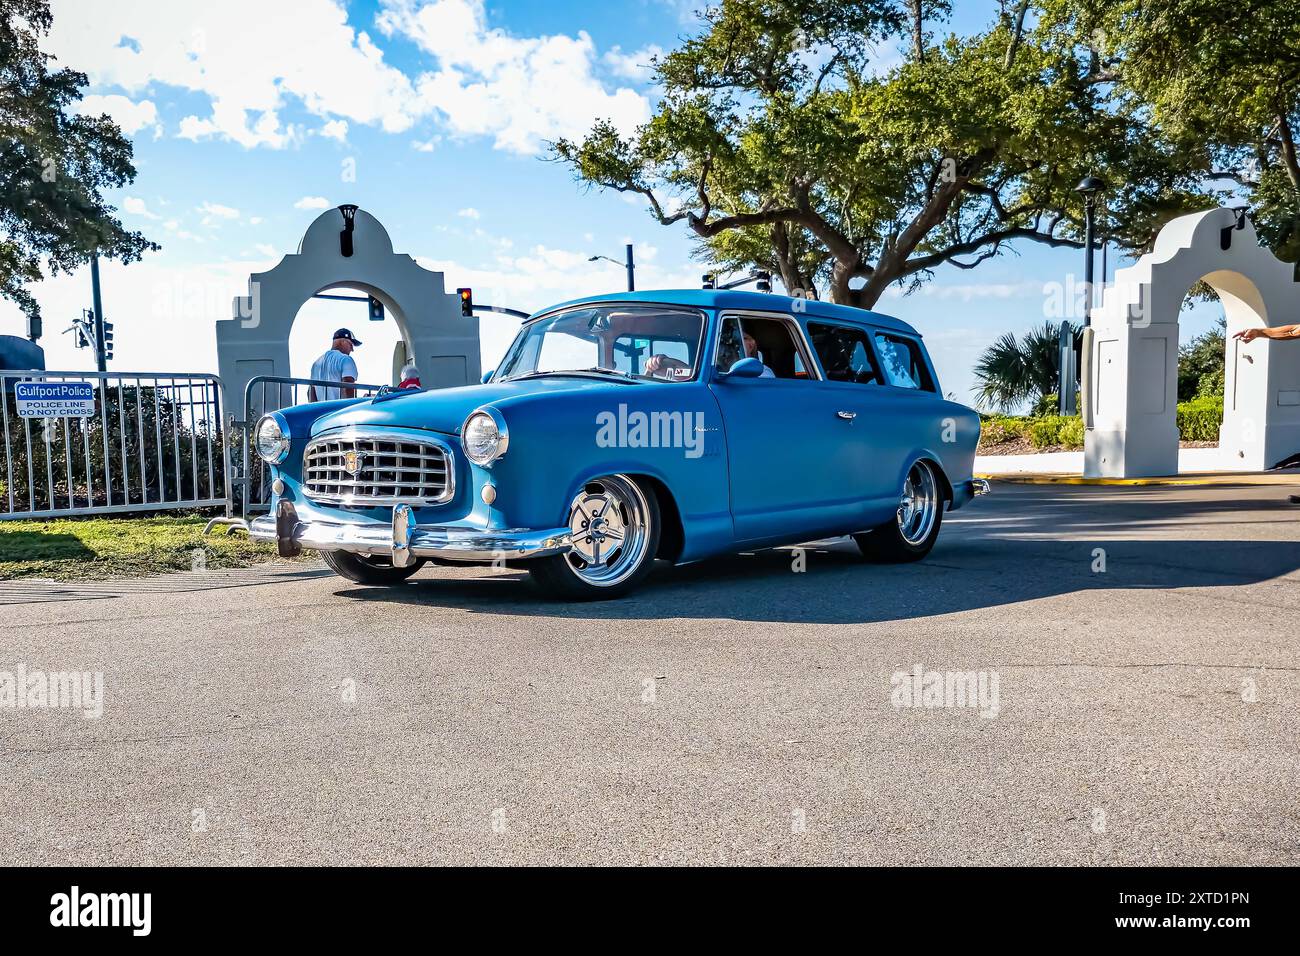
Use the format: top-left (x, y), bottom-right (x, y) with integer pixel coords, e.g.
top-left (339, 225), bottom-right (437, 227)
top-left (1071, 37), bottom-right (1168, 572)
top-left (1176, 285), bottom-right (1226, 450)
top-left (288, 283), bottom-right (408, 388)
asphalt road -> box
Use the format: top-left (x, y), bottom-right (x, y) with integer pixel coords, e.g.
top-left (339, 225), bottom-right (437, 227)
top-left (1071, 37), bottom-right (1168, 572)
top-left (2, 482), bottom-right (1298, 866)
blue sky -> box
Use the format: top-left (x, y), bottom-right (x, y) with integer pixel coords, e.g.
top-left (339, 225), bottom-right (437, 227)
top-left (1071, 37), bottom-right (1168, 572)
top-left (5, 0), bottom-right (1224, 405)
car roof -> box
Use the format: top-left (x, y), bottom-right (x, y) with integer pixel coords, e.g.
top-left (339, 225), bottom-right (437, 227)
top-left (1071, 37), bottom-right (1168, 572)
top-left (532, 289), bottom-right (922, 337)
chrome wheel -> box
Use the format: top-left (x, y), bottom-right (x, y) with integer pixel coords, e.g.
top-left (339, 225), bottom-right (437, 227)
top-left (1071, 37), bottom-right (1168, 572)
top-left (564, 475), bottom-right (651, 587)
top-left (896, 460), bottom-right (939, 546)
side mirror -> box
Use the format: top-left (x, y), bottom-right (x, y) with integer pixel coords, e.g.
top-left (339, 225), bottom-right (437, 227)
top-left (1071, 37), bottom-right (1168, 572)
top-left (722, 357), bottom-right (766, 379)
top-left (480, 370), bottom-right (494, 384)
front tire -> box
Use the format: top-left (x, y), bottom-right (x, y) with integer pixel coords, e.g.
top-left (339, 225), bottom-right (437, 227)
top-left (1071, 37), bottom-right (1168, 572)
top-left (322, 550), bottom-right (426, 585)
top-left (528, 474), bottom-right (660, 600)
top-left (854, 459), bottom-right (944, 562)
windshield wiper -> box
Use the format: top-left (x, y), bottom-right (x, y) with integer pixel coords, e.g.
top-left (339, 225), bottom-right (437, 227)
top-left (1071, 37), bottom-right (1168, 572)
top-left (504, 368), bottom-right (640, 383)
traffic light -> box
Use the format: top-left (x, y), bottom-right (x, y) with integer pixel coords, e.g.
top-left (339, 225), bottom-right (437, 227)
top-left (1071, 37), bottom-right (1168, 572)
top-left (755, 271), bottom-right (772, 293)
top-left (102, 320), bottom-right (114, 361)
top-left (702, 274), bottom-right (716, 289)
top-left (367, 295), bottom-right (384, 321)
top-left (457, 287), bottom-right (473, 317)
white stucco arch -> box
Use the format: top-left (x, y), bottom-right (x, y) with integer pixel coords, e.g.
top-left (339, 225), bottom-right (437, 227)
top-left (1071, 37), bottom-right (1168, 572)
top-left (214, 206), bottom-right (481, 415)
top-left (1084, 207), bottom-right (1300, 477)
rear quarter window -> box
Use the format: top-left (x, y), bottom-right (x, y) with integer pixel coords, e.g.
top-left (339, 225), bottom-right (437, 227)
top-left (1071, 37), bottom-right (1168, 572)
top-left (872, 332), bottom-right (935, 391)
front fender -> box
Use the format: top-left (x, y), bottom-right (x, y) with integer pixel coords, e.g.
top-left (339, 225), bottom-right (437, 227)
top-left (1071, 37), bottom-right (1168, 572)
top-left (484, 385), bottom-right (731, 559)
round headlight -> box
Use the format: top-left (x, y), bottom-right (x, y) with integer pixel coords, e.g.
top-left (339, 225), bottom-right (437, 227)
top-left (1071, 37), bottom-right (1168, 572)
top-left (255, 414), bottom-right (290, 464)
top-left (461, 409), bottom-right (508, 466)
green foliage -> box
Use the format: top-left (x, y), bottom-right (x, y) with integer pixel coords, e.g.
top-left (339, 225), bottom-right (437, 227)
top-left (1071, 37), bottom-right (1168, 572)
top-left (1177, 395), bottom-right (1224, 441)
top-left (1058, 416), bottom-right (1085, 447)
top-left (1178, 316), bottom-right (1226, 401)
top-left (0, 0), bottom-right (157, 323)
top-left (553, 0), bottom-right (1207, 306)
top-left (978, 414), bottom-right (1029, 445)
top-left (972, 321), bottom-right (1078, 412)
top-left (1027, 415), bottom-right (1074, 449)
top-left (1046, 0), bottom-right (1300, 262)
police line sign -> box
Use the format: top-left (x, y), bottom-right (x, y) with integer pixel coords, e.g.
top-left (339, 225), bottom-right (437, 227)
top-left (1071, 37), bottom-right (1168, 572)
top-left (14, 381), bottom-right (96, 418)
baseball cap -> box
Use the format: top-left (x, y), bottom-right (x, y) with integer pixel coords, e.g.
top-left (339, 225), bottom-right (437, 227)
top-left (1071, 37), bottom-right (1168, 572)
top-left (333, 328), bottom-right (362, 346)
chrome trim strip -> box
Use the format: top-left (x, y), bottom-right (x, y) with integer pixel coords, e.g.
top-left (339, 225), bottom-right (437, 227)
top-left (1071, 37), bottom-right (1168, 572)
top-left (303, 426), bottom-right (456, 507)
top-left (249, 515), bottom-right (572, 563)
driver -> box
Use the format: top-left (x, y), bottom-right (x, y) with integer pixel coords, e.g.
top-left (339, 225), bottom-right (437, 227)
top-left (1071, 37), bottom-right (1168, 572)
top-left (646, 322), bottom-right (774, 379)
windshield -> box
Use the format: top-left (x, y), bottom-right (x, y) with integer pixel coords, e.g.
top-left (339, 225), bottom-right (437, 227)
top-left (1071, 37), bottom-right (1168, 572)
top-left (498, 305), bottom-right (707, 383)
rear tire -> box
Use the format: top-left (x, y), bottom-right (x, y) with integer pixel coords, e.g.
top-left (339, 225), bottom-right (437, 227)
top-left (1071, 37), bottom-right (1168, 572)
top-left (854, 459), bottom-right (944, 563)
top-left (322, 550), bottom-right (426, 585)
top-left (528, 474), bottom-right (661, 600)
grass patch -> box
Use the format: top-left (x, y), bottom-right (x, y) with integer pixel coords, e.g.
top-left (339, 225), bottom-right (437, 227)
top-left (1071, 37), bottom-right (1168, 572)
top-left (0, 514), bottom-right (288, 581)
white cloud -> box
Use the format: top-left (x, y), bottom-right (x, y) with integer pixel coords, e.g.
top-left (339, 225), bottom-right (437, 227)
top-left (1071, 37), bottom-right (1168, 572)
top-left (457, 207), bottom-right (480, 219)
top-left (45, 0), bottom-right (650, 154)
top-left (46, 0), bottom-right (421, 149)
top-left (73, 93), bottom-right (161, 136)
top-left (295, 196), bottom-right (331, 210)
top-left (410, 138), bottom-right (438, 152)
top-left (603, 44), bottom-right (662, 83)
top-left (196, 201), bottom-right (240, 225)
top-left (122, 196), bottom-right (161, 219)
top-left (319, 119), bottom-right (349, 141)
top-left (378, 0), bottom-right (651, 154)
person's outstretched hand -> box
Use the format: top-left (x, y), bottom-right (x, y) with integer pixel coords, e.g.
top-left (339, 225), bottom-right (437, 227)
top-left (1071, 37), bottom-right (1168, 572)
top-left (1233, 328), bottom-right (1264, 342)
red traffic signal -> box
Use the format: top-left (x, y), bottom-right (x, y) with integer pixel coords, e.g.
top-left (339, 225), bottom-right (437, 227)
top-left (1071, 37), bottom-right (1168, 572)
top-left (457, 287), bottom-right (473, 317)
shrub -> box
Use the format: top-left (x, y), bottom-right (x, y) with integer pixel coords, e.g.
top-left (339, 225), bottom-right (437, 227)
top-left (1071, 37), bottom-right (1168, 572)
top-left (1196, 367), bottom-right (1224, 399)
top-left (1028, 416), bottom-right (1066, 448)
top-left (979, 415), bottom-right (1027, 445)
top-left (1057, 417), bottom-right (1085, 448)
top-left (1030, 393), bottom-right (1059, 417)
top-left (1177, 395), bottom-right (1223, 441)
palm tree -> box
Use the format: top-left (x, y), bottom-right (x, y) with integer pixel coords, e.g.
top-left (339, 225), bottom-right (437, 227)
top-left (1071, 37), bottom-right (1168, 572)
top-left (971, 321), bottom-right (1078, 412)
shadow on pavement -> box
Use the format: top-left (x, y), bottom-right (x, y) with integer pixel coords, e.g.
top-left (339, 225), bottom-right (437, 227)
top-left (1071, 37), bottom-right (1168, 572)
top-left (334, 531), bottom-right (1300, 626)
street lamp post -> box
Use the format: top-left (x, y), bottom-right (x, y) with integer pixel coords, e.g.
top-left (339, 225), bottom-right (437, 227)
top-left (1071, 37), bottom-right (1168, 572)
top-left (1066, 175), bottom-right (1105, 415)
top-left (588, 244), bottom-right (635, 292)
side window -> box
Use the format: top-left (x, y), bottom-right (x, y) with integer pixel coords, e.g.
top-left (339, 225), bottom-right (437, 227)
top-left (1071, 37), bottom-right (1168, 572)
top-left (873, 332), bottom-right (934, 391)
top-left (807, 322), bottom-right (882, 385)
top-left (716, 316), bottom-right (812, 380)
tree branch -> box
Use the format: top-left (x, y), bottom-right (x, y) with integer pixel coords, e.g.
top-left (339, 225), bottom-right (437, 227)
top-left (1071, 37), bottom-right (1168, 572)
top-left (903, 226), bottom-right (1084, 276)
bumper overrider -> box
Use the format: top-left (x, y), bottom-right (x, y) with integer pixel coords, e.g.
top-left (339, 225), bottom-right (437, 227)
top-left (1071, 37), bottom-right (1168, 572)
top-left (249, 501), bottom-right (573, 567)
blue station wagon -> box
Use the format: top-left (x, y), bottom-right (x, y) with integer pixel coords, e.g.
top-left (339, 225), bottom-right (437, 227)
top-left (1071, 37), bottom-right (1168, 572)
top-left (249, 290), bottom-right (988, 599)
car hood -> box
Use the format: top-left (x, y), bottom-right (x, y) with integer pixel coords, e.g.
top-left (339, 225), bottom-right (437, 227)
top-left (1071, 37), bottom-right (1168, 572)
top-left (309, 376), bottom-right (643, 437)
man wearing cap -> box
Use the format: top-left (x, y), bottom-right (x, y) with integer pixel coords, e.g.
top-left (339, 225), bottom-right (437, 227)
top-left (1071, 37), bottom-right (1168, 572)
top-left (309, 329), bottom-right (362, 401)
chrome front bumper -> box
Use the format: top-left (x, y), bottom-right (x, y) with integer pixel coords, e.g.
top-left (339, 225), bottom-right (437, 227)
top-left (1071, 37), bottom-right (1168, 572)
top-left (249, 506), bottom-right (572, 565)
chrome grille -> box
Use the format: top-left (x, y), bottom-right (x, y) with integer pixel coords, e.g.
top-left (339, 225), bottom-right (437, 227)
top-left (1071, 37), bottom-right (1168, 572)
top-left (303, 431), bottom-right (453, 505)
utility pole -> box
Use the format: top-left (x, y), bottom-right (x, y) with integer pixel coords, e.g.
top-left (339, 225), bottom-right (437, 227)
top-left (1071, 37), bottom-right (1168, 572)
top-left (625, 243), bottom-right (635, 292)
top-left (90, 250), bottom-right (107, 372)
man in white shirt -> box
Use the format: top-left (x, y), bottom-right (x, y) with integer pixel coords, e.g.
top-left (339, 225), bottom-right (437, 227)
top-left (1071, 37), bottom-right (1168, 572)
top-left (308, 328), bottom-right (361, 401)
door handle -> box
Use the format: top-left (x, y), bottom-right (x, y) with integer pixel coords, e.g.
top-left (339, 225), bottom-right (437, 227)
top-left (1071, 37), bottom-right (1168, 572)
top-left (836, 410), bottom-right (857, 420)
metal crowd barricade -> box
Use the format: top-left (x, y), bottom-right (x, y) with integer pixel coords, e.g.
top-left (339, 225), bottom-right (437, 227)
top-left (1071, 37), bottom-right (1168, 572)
top-left (229, 375), bottom-right (385, 524)
top-left (0, 370), bottom-right (229, 520)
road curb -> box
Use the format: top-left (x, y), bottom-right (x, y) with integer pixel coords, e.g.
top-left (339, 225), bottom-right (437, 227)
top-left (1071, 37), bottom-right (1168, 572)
top-left (975, 471), bottom-right (1300, 487)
